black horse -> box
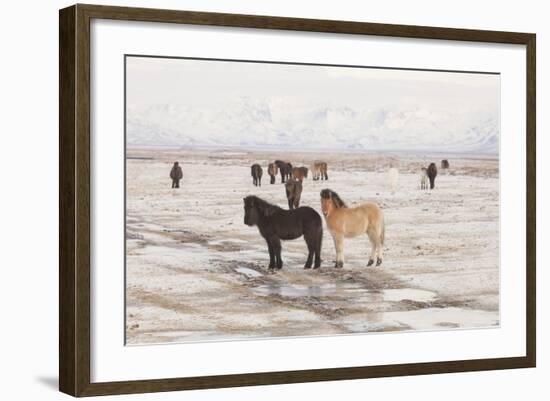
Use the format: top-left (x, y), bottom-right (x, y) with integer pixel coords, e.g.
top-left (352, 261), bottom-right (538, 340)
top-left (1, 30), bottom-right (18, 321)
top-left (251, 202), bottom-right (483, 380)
top-left (251, 163), bottom-right (263, 187)
top-left (274, 160), bottom-right (293, 183)
top-left (243, 196), bottom-right (322, 270)
top-left (427, 162), bottom-right (438, 189)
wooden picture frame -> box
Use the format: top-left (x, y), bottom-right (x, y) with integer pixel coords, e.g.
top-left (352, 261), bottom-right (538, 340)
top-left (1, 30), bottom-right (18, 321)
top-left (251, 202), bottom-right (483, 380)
top-left (59, 3), bottom-right (536, 397)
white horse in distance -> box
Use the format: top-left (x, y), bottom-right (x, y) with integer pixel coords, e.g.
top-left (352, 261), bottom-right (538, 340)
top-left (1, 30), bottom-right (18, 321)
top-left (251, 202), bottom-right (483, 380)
top-left (388, 167), bottom-right (399, 194)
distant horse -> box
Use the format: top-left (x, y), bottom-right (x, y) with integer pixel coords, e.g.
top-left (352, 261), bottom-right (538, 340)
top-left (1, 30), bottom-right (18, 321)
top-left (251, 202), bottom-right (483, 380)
top-left (169, 161), bottom-right (183, 188)
top-left (311, 161), bottom-right (328, 181)
top-left (388, 167), bottom-right (399, 194)
top-left (420, 167), bottom-right (428, 190)
top-left (274, 160), bottom-right (293, 183)
top-left (292, 166), bottom-right (308, 182)
top-left (268, 163), bottom-right (278, 184)
top-left (243, 195), bottom-right (322, 269)
top-left (320, 189), bottom-right (385, 268)
top-left (251, 163), bottom-right (263, 187)
top-left (427, 163), bottom-right (438, 189)
top-left (441, 159), bottom-right (450, 175)
top-left (285, 178), bottom-right (303, 210)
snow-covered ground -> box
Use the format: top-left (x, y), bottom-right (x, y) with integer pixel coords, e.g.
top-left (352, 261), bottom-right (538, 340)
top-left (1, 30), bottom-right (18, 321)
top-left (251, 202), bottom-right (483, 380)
top-left (125, 147), bottom-right (499, 344)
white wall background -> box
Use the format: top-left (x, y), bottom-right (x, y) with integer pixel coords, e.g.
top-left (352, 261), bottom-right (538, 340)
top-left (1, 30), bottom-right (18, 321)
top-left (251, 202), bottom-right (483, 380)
top-left (0, 0), bottom-right (546, 400)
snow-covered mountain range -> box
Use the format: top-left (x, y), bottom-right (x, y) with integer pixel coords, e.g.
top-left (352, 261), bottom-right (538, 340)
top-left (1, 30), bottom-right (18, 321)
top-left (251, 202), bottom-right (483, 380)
top-left (127, 97), bottom-right (499, 154)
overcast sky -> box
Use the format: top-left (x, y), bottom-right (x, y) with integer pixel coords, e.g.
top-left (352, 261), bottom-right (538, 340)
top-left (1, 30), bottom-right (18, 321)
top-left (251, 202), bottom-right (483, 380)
top-left (126, 56), bottom-right (500, 153)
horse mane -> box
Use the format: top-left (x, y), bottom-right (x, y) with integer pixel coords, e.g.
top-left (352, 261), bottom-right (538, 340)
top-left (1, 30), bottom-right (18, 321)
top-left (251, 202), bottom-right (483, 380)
top-left (246, 195), bottom-right (282, 216)
top-left (320, 189), bottom-right (347, 208)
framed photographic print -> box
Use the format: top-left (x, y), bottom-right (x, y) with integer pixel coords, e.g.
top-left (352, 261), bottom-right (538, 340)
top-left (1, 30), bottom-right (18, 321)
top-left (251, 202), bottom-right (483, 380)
top-left (59, 4), bottom-right (536, 397)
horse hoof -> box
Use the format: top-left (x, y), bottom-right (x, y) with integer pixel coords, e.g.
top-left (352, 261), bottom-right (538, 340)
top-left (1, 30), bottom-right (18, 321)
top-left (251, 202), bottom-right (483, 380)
top-left (376, 258), bottom-right (382, 266)
top-left (335, 261), bottom-right (343, 268)
top-left (367, 259), bottom-right (374, 267)
top-left (304, 265), bottom-right (312, 269)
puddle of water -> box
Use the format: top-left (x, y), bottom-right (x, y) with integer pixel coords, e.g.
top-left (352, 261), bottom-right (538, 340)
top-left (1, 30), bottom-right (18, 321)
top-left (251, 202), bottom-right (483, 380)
top-left (235, 267), bottom-right (263, 278)
top-left (252, 284), bottom-right (437, 302)
top-left (253, 283), bottom-right (354, 297)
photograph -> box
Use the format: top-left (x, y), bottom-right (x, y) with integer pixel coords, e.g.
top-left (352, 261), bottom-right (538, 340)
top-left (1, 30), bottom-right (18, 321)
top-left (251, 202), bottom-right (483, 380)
top-left (124, 55), bottom-right (500, 345)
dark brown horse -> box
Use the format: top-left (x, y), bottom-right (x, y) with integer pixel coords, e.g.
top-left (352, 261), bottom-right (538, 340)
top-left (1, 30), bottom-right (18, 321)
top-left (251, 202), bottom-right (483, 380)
top-left (285, 178), bottom-right (303, 210)
top-left (292, 166), bottom-right (308, 182)
top-left (169, 161), bottom-right (183, 188)
top-left (251, 163), bottom-right (263, 187)
top-left (243, 196), bottom-right (322, 270)
top-left (267, 163), bottom-right (278, 184)
top-left (274, 160), bottom-right (293, 183)
top-left (427, 163), bottom-right (438, 189)
top-left (441, 159), bottom-right (450, 170)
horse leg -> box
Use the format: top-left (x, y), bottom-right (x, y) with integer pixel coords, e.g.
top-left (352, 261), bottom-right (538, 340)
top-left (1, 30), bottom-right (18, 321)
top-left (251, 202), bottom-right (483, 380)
top-left (267, 240), bottom-right (275, 270)
top-left (376, 240), bottom-right (383, 266)
top-left (324, 171), bottom-right (328, 180)
top-left (304, 226), bottom-right (319, 269)
top-left (367, 228), bottom-right (381, 267)
top-left (314, 226), bottom-right (322, 268)
top-left (304, 238), bottom-right (314, 269)
top-left (272, 237), bottom-right (283, 269)
top-left (334, 233), bottom-right (344, 268)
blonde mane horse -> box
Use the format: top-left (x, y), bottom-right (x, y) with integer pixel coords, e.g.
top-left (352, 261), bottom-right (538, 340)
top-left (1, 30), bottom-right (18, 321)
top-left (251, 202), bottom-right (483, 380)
top-left (320, 189), bottom-right (385, 268)
top-left (311, 161), bottom-right (328, 181)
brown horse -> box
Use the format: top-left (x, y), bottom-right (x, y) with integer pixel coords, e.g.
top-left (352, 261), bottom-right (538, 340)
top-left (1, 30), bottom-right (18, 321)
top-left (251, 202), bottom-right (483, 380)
top-left (169, 161), bottom-right (183, 188)
top-left (420, 167), bottom-right (429, 190)
top-left (285, 178), bottom-right (303, 210)
top-left (268, 163), bottom-right (278, 184)
top-left (292, 166), bottom-right (308, 182)
top-left (274, 160), bottom-right (293, 183)
top-left (441, 159), bottom-right (450, 170)
top-left (427, 163), bottom-right (437, 189)
top-left (311, 161), bottom-right (328, 181)
top-left (251, 163), bottom-right (263, 187)
top-left (244, 196), bottom-right (323, 270)
top-left (320, 189), bottom-right (385, 268)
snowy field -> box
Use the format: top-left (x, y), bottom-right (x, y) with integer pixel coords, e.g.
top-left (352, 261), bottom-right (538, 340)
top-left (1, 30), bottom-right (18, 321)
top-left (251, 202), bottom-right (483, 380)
top-left (125, 147), bottom-right (499, 345)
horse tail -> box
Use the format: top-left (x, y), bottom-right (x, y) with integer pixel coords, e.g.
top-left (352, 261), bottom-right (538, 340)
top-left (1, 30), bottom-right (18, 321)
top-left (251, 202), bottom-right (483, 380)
top-left (380, 214), bottom-right (385, 246)
top-left (315, 215), bottom-right (323, 267)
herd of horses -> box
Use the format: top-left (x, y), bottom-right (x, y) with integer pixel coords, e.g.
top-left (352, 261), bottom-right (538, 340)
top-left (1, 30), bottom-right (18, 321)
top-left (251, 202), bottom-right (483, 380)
top-left (168, 157), bottom-right (450, 271)
top-left (242, 158), bottom-right (450, 271)
top-left (251, 160), bottom-right (328, 187)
